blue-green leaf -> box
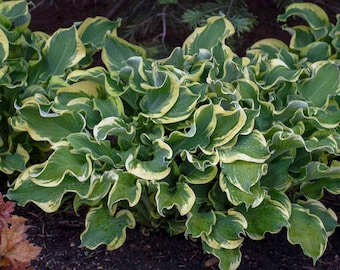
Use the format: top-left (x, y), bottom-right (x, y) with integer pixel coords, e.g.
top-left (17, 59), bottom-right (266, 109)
top-left (202, 210), bottom-right (247, 250)
top-left (287, 204), bottom-right (328, 264)
top-left (102, 33), bottom-right (146, 72)
top-left (298, 200), bottom-right (338, 236)
top-left (202, 243), bottom-right (242, 270)
top-left (237, 196), bottom-right (290, 240)
top-left (80, 205), bottom-right (135, 250)
top-left (297, 61), bottom-right (340, 108)
top-left (107, 170), bottom-right (142, 210)
top-left (183, 16), bottom-right (235, 55)
top-left (221, 161), bottom-right (267, 193)
top-left (155, 181), bottom-right (195, 216)
top-left (126, 139), bottom-right (172, 181)
top-left (6, 174), bottom-right (91, 213)
top-left (78, 16), bottom-right (120, 49)
top-left (10, 102), bottom-right (85, 144)
top-left (29, 143), bottom-right (92, 186)
top-left (42, 25), bottom-right (86, 79)
top-left (185, 206), bottom-right (216, 238)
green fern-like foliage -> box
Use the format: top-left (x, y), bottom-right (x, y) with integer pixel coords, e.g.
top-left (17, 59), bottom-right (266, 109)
top-left (182, 0), bottom-right (257, 37)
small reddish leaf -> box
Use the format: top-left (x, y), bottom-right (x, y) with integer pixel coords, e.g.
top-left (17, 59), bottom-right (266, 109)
top-left (0, 213), bottom-right (42, 269)
top-left (0, 193), bottom-right (16, 229)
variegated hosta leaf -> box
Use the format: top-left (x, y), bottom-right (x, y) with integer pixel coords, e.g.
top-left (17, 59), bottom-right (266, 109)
top-left (45, 25), bottom-right (86, 69)
top-left (208, 181), bottom-right (229, 211)
top-left (139, 123), bottom-right (165, 144)
top-left (73, 171), bottom-right (114, 213)
top-left (277, 47), bottom-right (300, 69)
top-left (185, 206), bottom-right (216, 238)
top-left (202, 210), bottom-right (247, 250)
top-left (297, 61), bottom-right (340, 108)
top-left (183, 16), bottom-right (235, 55)
top-left (67, 133), bottom-right (121, 165)
top-left (0, 144), bottom-right (29, 174)
top-left (140, 72), bottom-right (179, 118)
top-left (151, 86), bottom-right (199, 124)
top-left (67, 66), bottom-right (107, 83)
top-left (220, 161), bottom-right (268, 193)
top-left (54, 81), bottom-right (103, 127)
top-left (93, 116), bottom-right (135, 143)
top-left (167, 104), bottom-right (216, 155)
top-left (220, 176), bottom-right (266, 208)
top-left (102, 32), bottom-right (146, 72)
top-left (56, 80), bottom-right (102, 99)
top-left (202, 242), bottom-right (242, 270)
top-left (210, 41), bottom-right (234, 69)
top-left (32, 25), bottom-right (86, 82)
top-left (179, 160), bottom-right (217, 185)
top-left (268, 128), bottom-right (305, 159)
top-left (285, 25), bottom-right (315, 50)
top-left (10, 102), bottom-right (85, 144)
top-left (273, 100), bottom-right (309, 124)
top-left (305, 106), bottom-right (340, 129)
top-left (80, 205), bottom-right (135, 250)
top-left (93, 95), bottom-right (125, 119)
top-left (300, 42), bottom-right (331, 62)
top-left (107, 170), bottom-right (142, 211)
top-left (268, 190), bottom-right (292, 217)
top-left (119, 56), bottom-right (150, 94)
top-left (236, 79), bottom-right (260, 110)
top-left (0, 0), bottom-right (30, 31)
top-left (6, 173), bottom-right (92, 213)
top-left (204, 105), bottom-right (247, 154)
top-left (277, 2), bottom-right (329, 34)
top-left (181, 149), bottom-right (219, 172)
top-left (126, 139), bottom-right (172, 181)
top-left (237, 196), bottom-right (290, 240)
top-left (297, 199), bottom-right (338, 236)
top-left (218, 130), bottom-right (270, 193)
top-left (29, 143), bottom-right (92, 187)
top-left (287, 204), bottom-right (328, 264)
top-left (262, 59), bottom-right (303, 88)
top-left (248, 38), bottom-right (289, 59)
top-left (78, 16), bottom-right (120, 49)
top-left (301, 178), bottom-right (340, 200)
top-left (66, 66), bottom-right (125, 98)
top-left (305, 133), bottom-right (339, 154)
top-left (218, 130), bottom-right (270, 163)
top-left (261, 155), bottom-right (293, 191)
top-left (0, 28), bottom-right (9, 63)
top-left (155, 181), bottom-right (195, 216)
top-left (181, 57), bottom-right (212, 83)
top-left (293, 161), bottom-right (340, 183)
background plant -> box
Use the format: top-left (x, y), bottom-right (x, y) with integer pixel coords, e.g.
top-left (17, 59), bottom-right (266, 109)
top-left (2, 1), bottom-right (340, 270)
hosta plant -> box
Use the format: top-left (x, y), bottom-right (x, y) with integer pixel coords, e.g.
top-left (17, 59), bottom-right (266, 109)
top-left (5, 2), bottom-right (340, 269)
top-left (0, 0), bottom-right (120, 177)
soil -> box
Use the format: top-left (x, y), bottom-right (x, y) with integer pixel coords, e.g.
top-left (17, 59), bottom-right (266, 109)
top-left (13, 195), bottom-right (340, 270)
top-left (3, 0), bottom-right (340, 269)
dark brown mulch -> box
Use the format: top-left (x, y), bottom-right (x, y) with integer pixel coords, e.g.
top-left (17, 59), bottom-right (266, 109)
top-left (4, 0), bottom-right (340, 269)
top-left (14, 195), bottom-right (340, 270)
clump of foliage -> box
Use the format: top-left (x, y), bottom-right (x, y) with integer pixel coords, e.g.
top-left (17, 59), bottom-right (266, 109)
top-left (0, 193), bottom-right (41, 269)
top-left (2, 1), bottom-right (340, 269)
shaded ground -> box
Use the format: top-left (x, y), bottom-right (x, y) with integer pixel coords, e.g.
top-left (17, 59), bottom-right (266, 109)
top-left (14, 195), bottom-right (340, 270)
top-left (4, 0), bottom-right (340, 269)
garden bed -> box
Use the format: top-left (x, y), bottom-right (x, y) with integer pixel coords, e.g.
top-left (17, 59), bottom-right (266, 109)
top-left (2, 0), bottom-right (340, 269)
top-left (14, 195), bottom-right (339, 269)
